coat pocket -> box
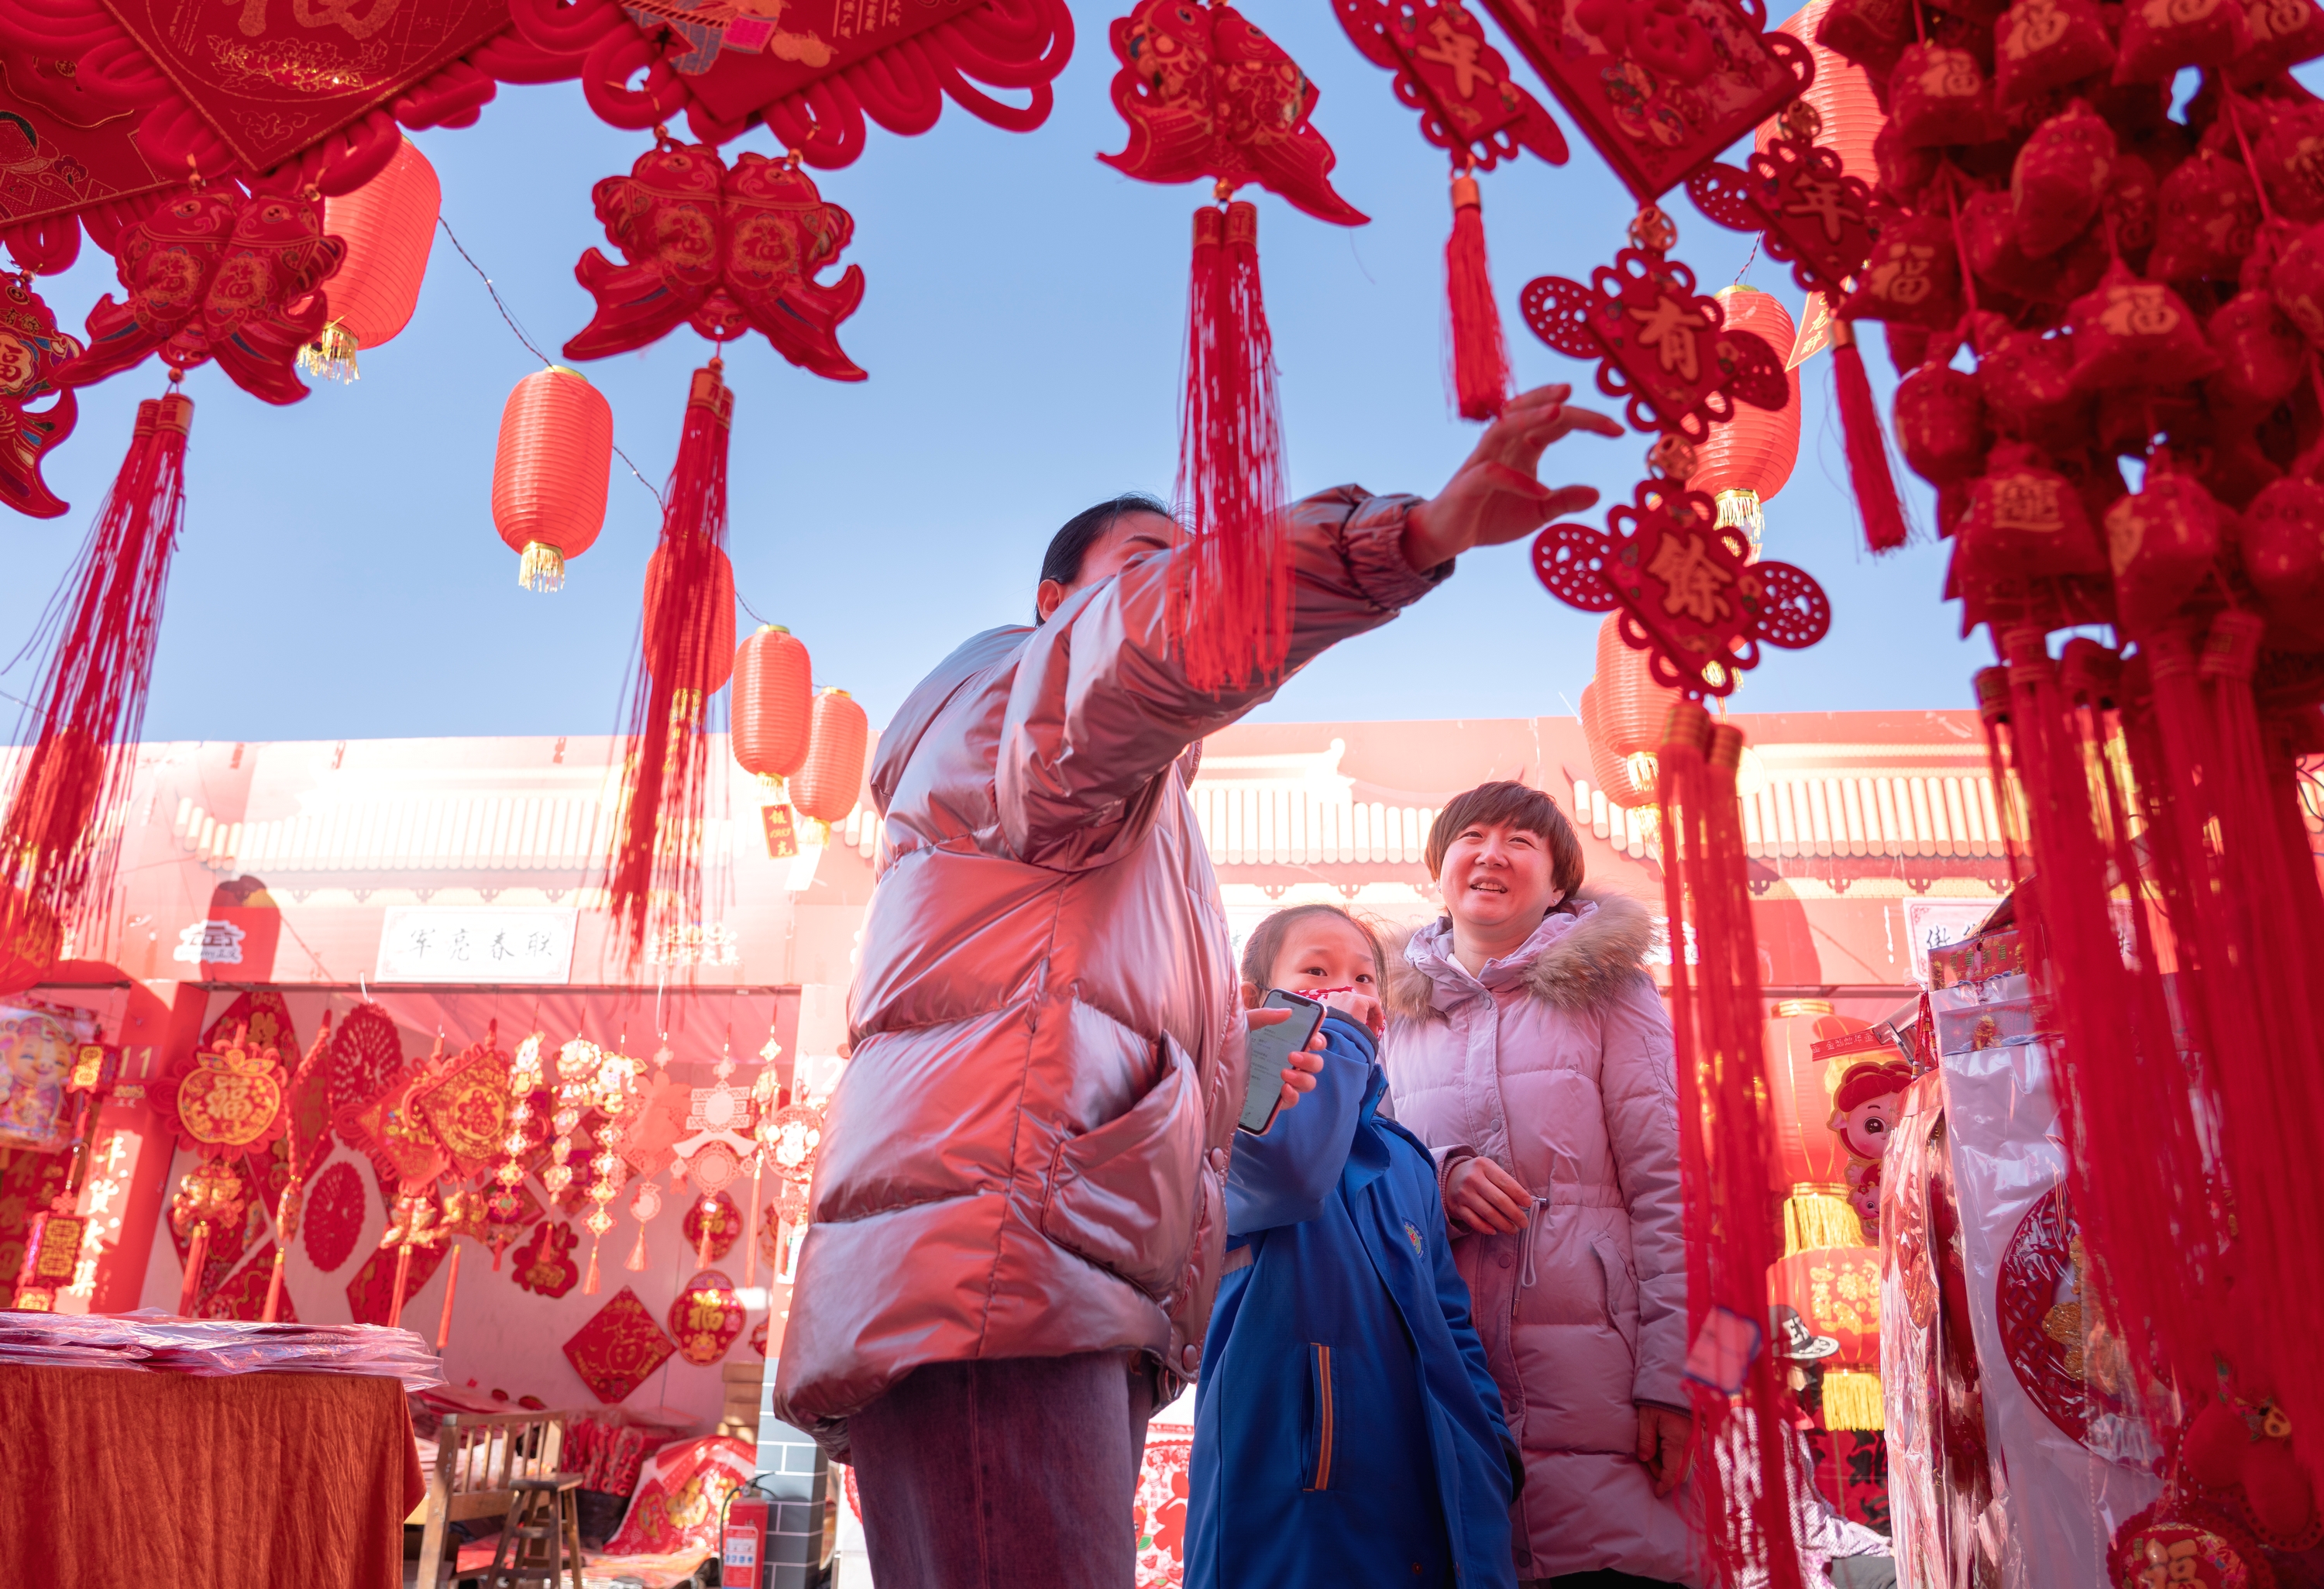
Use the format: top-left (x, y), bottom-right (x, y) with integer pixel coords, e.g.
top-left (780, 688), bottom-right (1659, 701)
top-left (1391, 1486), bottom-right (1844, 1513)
top-left (1038, 1037), bottom-right (1203, 1298)
top-left (1301, 1342), bottom-right (1339, 1491)
top-left (1591, 1234), bottom-right (1641, 1361)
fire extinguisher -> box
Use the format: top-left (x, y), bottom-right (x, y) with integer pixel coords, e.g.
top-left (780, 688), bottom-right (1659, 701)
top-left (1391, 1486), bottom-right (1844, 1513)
top-left (720, 1477), bottom-right (772, 1588)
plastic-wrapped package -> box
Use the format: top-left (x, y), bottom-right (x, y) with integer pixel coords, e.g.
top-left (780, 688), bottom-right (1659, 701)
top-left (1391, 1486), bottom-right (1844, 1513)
top-left (0, 1309), bottom-right (442, 1389)
top-left (1925, 937), bottom-right (2164, 1587)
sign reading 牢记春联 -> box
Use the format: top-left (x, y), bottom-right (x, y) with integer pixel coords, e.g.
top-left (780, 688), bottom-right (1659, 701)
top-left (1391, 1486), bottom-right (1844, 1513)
top-left (374, 907), bottom-right (577, 985)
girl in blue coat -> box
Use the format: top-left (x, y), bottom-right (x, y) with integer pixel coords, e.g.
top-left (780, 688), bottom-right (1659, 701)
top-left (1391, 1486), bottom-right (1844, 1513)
top-left (1188, 903), bottom-right (1520, 1589)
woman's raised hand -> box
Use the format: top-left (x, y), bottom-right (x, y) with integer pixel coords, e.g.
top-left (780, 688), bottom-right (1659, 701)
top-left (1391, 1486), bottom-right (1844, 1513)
top-left (1401, 383), bottom-right (1625, 572)
top-left (1444, 1154), bottom-right (1532, 1234)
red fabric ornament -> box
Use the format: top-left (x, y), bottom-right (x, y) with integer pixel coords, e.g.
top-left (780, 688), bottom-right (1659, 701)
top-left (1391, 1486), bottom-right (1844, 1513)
top-left (1816, 0), bottom-right (1917, 77)
top-left (1896, 364), bottom-right (1992, 485)
top-left (1963, 187), bottom-right (2108, 304)
top-left (1975, 321), bottom-right (2090, 445)
top-left (0, 275), bottom-right (82, 520)
top-left (492, 366), bottom-right (614, 593)
top-left (1332, 0), bottom-right (1567, 171)
top-left (1993, 0), bottom-right (2119, 105)
top-left (1521, 248), bottom-right (1793, 442)
top-left (1479, 0), bottom-right (1811, 204)
top-left (57, 188), bottom-right (344, 405)
top-left (2251, 96), bottom-right (2324, 221)
top-left (307, 136), bottom-right (439, 380)
top-left (2241, 476), bottom-right (2324, 648)
top-left (1444, 174), bottom-right (1511, 422)
top-left (2232, 0), bottom-right (2324, 81)
top-left (2106, 151), bottom-right (2164, 272)
top-left (2106, 1498), bottom-right (2277, 1589)
top-left (2068, 261), bottom-right (2220, 392)
top-left (2012, 101), bottom-right (2116, 259)
top-left (2208, 290), bottom-right (2306, 411)
top-left (1875, 121), bottom-right (1943, 206)
top-left (0, 393), bottom-right (190, 936)
top-left (2183, 1398), bottom-right (2320, 1544)
top-left (1688, 134), bottom-right (1879, 298)
top-left (792, 688), bottom-right (869, 830)
top-left (2149, 148), bottom-right (2263, 282)
top-left (1099, 0), bottom-right (1367, 225)
top-left (1891, 43), bottom-right (2004, 150)
top-left (666, 1269), bottom-right (746, 1366)
top-left (1532, 479), bottom-right (1830, 696)
top-left (2114, 0), bottom-right (2254, 81)
top-left (731, 625), bottom-right (815, 796)
top-left (1840, 208), bottom-right (1963, 327)
top-left (1960, 443), bottom-right (2109, 580)
top-left (606, 363), bottom-right (737, 962)
top-left (2268, 217), bottom-right (2324, 343)
top-left (566, 140), bottom-right (867, 380)
top-left (2106, 464), bottom-right (2225, 635)
top-left (564, 1285), bottom-right (679, 1404)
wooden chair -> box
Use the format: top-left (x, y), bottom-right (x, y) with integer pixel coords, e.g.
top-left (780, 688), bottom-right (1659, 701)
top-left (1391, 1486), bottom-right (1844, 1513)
top-left (406, 1409), bottom-right (568, 1589)
top-left (482, 1474), bottom-right (585, 1589)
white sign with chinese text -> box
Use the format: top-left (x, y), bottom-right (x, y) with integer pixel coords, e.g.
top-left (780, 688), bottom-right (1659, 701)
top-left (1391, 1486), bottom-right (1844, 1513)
top-left (375, 906), bottom-right (578, 984)
top-left (1903, 899), bottom-right (1999, 987)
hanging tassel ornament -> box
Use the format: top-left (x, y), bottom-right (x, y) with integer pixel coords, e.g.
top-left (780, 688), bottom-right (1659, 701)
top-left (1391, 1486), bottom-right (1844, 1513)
top-left (1657, 703), bottom-right (1805, 1589)
top-left (1446, 167), bottom-right (1511, 422)
top-left (1171, 193), bottom-right (1290, 694)
top-left (1831, 321), bottom-right (1908, 552)
top-left (604, 363), bottom-right (737, 962)
top-left (0, 389), bottom-right (193, 935)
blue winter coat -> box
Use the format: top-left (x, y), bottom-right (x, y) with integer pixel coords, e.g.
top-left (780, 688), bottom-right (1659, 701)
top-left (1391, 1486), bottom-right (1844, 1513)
top-left (1187, 1013), bottom-right (1520, 1589)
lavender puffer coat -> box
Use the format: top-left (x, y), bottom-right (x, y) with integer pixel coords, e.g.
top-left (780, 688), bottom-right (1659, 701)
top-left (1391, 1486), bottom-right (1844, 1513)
top-left (771, 488), bottom-right (1444, 1457)
top-left (1381, 893), bottom-right (1697, 1585)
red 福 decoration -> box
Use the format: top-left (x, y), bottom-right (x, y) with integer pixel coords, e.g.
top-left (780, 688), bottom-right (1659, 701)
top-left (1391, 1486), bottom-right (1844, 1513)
top-left (1685, 286), bottom-right (1800, 552)
top-left (493, 366), bottom-right (614, 592)
top-left (1100, 0), bottom-right (1366, 690)
top-left (304, 137), bottom-right (442, 382)
top-left (731, 625), bottom-right (815, 801)
top-left (1331, 0), bottom-right (1566, 421)
top-left (0, 274), bottom-right (83, 519)
top-left (564, 138), bottom-right (866, 378)
top-left (791, 688), bottom-right (869, 837)
top-left (1477, 0), bottom-right (1812, 204)
top-left (0, 393), bottom-right (191, 935)
top-left (604, 362), bottom-right (737, 961)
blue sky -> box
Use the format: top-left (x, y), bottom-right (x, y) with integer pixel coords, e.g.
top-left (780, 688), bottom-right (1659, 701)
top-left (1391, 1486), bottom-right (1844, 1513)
top-left (0, 0), bottom-right (1986, 745)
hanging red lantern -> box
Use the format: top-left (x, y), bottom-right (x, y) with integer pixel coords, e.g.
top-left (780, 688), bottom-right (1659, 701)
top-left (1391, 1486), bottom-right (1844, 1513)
top-left (731, 625), bottom-right (814, 800)
top-left (492, 367), bottom-right (614, 593)
top-left (1759, 0), bottom-right (1885, 187)
top-left (1686, 286), bottom-right (1801, 552)
top-left (1580, 614), bottom-right (1684, 813)
top-left (1579, 683), bottom-right (1651, 811)
top-left (791, 689), bottom-right (868, 836)
top-left (304, 136), bottom-right (442, 382)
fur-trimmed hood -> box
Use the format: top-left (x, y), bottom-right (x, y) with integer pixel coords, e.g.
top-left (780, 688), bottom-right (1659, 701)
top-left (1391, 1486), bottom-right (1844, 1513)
top-left (1383, 888), bottom-right (1658, 1020)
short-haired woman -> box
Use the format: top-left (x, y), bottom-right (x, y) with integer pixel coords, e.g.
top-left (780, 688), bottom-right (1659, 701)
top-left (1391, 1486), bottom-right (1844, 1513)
top-left (1381, 781), bottom-right (1696, 1587)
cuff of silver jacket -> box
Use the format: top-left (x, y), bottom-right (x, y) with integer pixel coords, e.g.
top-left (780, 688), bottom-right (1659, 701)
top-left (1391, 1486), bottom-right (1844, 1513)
top-left (1337, 492), bottom-right (1448, 610)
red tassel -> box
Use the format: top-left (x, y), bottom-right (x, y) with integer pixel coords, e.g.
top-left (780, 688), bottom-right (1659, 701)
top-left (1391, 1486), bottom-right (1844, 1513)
top-left (0, 393), bottom-right (192, 933)
top-left (1172, 199), bottom-right (1290, 694)
top-left (1446, 173), bottom-right (1510, 423)
top-left (177, 1220), bottom-right (209, 1318)
top-left (582, 1234), bottom-right (602, 1296)
top-left (624, 1217), bottom-right (649, 1274)
top-left (1831, 322), bottom-right (1908, 552)
top-left (386, 1240), bottom-right (414, 1329)
top-left (605, 363), bottom-right (736, 961)
top-left (696, 1207), bottom-right (715, 1271)
top-left (1656, 704), bottom-right (1803, 1589)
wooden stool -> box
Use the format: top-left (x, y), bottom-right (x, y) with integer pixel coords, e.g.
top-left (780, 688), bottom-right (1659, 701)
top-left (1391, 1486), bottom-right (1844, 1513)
top-left (483, 1474), bottom-right (585, 1589)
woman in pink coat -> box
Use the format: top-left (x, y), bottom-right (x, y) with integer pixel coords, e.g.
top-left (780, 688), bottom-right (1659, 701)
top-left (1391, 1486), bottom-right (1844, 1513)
top-left (1382, 780), bottom-right (1697, 1587)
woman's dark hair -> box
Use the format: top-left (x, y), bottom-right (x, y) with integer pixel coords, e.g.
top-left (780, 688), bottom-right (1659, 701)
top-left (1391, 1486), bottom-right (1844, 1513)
top-left (1425, 781), bottom-right (1586, 908)
top-left (1037, 493), bottom-right (1172, 620)
top-left (1239, 903), bottom-right (1387, 991)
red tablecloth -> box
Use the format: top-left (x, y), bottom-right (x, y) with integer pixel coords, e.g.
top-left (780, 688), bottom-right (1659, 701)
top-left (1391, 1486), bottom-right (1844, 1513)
top-left (0, 1364), bottom-right (425, 1588)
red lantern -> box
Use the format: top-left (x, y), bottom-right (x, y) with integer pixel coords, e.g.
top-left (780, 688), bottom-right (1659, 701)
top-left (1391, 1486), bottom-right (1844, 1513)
top-left (1579, 683), bottom-right (1650, 810)
top-left (307, 136), bottom-right (441, 381)
top-left (791, 689), bottom-right (869, 834)
top-left (1582, 614), bottom-right (1684, 812)
top-left (1759, 0), bottom-right (1884, 187)
top-left (642, 540), bottom-right (737, 721)
top-left (492, 368), bottom-right (614, 593)
top-left (731, 625), bottom-right (815, 798)
top-left (1686, 287), bottom-right (1801, 552)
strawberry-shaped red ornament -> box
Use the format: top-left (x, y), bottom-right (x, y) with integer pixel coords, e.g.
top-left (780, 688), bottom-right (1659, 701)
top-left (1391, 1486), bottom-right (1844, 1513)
top-left (1893, 43), bottom-right (2005, 148)
top-left (1896, 364), bottom-right (1992, 484)
top-left (2069, 260), bottom-right (2220, 391)
top-left (2012, 101), bottom-right (2116, 258)
top-left (2149, 148), bottom-right (2263, 282)
top-left (2208, 291), bottom-right (2306, 411)
top-left (2115, 0), bottom-right (2253, 82)
top-left (1993, 0), bottom-right (2118, 105)
top-left (2242, 475), bottom-right (2324, 647)
top-left (2106, 460), bottom-right (2226, 634)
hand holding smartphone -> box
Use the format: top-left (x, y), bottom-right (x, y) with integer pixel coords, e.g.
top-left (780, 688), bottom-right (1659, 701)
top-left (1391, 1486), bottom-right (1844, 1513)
top-left (1238, 989), bottom-right (1325, 1134)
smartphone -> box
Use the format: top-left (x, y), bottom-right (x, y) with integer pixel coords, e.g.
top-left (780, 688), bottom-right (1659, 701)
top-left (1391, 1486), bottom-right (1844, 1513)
top-left (1237, 989), bottom-right (1325, 1135)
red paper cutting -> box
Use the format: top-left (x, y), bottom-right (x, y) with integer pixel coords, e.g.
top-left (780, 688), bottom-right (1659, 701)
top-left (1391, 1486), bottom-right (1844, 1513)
top-left (1684, 134), bottom-right (1878, 298)
top-left (328, 1002), bottom-right (407, 1118)
top-left (197, 1243), bottom-right (297, 1322)
top-left (95, 0), bottom-right (509, 173)
top-left (1331, 0), bottom-right (1567, 170)
top-left (344, 1227), bottom-right (447, 1323)
top-left (1098, 0), bottom-right (1367, 225)
top-left (301, 1159), bottom-right (367, 1274)
top-left (564, 1285), bottom-right (678, 1403)
top-left (1476, 0), bottom-right (1810, 204)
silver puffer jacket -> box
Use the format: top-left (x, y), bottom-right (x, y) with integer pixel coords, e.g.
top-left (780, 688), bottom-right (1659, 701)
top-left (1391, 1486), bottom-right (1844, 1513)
top-left (772, 489), bottom-right (1444, 1455)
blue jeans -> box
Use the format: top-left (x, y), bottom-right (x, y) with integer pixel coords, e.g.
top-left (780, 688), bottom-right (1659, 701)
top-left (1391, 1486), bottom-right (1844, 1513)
top-left (848, 1350), bottom-right (1158, 1589)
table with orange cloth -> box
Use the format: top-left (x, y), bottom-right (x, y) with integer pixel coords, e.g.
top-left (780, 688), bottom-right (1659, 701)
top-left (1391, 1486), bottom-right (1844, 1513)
top-left (0, 1363), bottom-right (426, 1589)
